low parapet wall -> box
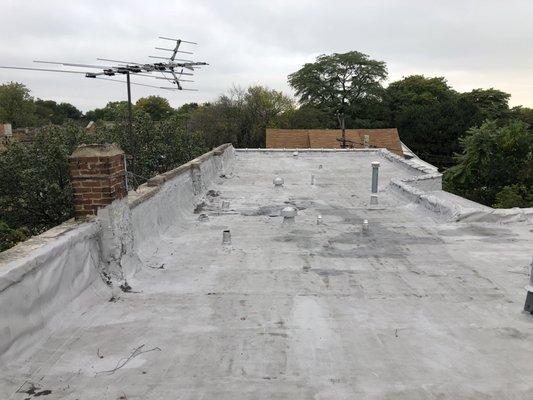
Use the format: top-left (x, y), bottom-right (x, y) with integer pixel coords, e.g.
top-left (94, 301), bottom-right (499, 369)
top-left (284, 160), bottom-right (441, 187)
top-left (0, 143), bottom-right (235, 359)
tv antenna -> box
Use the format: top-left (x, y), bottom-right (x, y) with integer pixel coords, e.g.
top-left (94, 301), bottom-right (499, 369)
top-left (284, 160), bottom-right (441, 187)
top-left (0, 35), bottom-right (208, 182)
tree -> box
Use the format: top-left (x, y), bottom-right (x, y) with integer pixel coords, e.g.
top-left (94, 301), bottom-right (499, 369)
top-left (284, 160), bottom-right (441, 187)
top-left (461, 88), bottom-right (511, 123)
top-left (135, 96), bottom-right (175, 121)
top-left (288, 51), bottom-right (387, 147)
top-left (34, 99), bottom-right (83, 125)
top-left (387, 75), bottom-right (477, 168)
top-left (443, 120), bottom-right (532, 207)
top-left (85, 101), bottom-right (128, 121)
top-left (0, 123), bottom-right (90, 236)
top-left (0, 82), bottom-right (36, 127)
top-left (189, 85), bottom-right (293, 148)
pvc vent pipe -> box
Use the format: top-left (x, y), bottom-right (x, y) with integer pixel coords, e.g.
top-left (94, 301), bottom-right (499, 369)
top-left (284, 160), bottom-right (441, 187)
top-left (273, 177), bottom-right (284, 187)
top-left (317, 215), bottom-right (323, 225)
top-left (222, 230), bottom-right (232, 245)
top-left (524, 257), bottom-right (533, 314)
top-left (362, 219), bottom-right (369, 234)
top-left (293, 151), bottom-right (299, 157)
top-left (311, 174), bottom-right (315, 185)
top-left (371, 161), bottom-right (380, 193)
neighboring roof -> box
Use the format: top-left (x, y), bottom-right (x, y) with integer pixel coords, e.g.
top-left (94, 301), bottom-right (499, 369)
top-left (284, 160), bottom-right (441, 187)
top-left (266, 128), bottom-right (404, 156)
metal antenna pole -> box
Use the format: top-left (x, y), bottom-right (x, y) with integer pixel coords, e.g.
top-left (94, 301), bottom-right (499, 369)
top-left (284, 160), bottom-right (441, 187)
top-left (126, 71), bottom-right (134, 184)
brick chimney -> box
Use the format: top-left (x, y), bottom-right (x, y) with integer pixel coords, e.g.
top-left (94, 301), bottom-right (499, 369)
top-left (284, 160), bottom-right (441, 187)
top-left (69, 143), bottom-right (127, 219)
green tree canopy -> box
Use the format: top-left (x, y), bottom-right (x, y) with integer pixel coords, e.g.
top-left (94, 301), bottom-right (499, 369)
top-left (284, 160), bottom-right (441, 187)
top-left (288, 51), bottom-right (387, 146)
top-left (0, 82), bottom-right (36, 127)
top-left (443, 120), bottom-right (532, 207)
top-left (135, 96), bottom-right (175, 121)
top-left (386, 75), bottom-right (477, 168)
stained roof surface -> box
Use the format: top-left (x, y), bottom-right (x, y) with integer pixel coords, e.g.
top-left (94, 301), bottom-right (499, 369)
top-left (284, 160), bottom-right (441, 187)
top-left (1, 150), bottom-right (532, 399)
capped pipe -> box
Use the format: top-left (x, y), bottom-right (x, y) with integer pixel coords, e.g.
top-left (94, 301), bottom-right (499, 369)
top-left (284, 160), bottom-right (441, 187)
top-left (293, 151), bottom-right (299, 157)
top-left (371, 161), bottom-right (380, 193)
top-left (362, 219), bottom-right (369, 234)
top-left (524, 258), bottom-right (533, 314)
top-left (222, 229), bottom-right (231, 245)
top-left (311, 174), bottom-right (315, 185)
top-left (317, 215), bottom-right (323, 225)
top-left (281, 206), bottom-right (297, 224)
top-left (221, 200), bottom-right (230, 209)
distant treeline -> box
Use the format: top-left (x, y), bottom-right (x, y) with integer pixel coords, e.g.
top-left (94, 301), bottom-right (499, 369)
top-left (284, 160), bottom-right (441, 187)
top-left (0, 51), bottom-right (532, 251)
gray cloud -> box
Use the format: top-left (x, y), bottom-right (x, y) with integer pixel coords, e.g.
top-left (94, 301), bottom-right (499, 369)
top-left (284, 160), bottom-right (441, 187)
top-left (1, 0), bottom-right (531, 111)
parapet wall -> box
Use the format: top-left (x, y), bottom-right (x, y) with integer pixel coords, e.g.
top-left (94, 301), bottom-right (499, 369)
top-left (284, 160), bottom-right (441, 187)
top-left (0, 143), bottom-right (235, 359)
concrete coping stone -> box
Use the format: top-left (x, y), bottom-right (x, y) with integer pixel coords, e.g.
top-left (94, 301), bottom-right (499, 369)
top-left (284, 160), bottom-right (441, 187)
top-left (69, 143), bottom-right (124, 159)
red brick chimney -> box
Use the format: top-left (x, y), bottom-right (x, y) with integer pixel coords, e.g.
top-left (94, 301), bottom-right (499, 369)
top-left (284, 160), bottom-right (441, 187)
top-left (69, 143), bottom-right (127, 219)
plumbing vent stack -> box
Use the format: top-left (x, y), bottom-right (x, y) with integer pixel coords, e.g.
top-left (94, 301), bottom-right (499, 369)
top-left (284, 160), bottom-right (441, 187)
top-left (281, 206), bottom-right (297, 224)
top-left (317, 215), bottom-right (323, 225)
top-left (222, 230), bottom-right (232, 245)
top-left (362, 219), bottom-right (369, 234)
top-left (273, 177), bottom-right (284, 188)
top-left (371, 161), bottom-right (380, 193)
top-left (524, 258), bottom-right (533, 314)
top-left (311, 174), bottom-right (315, 185)
top-left (370, 194), bottom-right (378, 205)
top-left (318, 164), bottom-right (323, 169)
top-left (293, 151), bottom-right (299, 157)
top-left (221, 200), bottom-right (230, 209)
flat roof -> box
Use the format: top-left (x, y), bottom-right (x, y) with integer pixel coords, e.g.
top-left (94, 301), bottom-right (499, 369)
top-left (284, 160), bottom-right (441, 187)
top-left (1, 149), bottom-right (532, 398)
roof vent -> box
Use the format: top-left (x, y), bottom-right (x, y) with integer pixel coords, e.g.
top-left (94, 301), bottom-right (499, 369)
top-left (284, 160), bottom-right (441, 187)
top-left (311, 174), bottom-right (315, 185)
top-left (524, 258), bottom-right (533, 314)
top-left (222, 229), bottom-right (231, 245)
top-left (370, 194), bottom-right (378, 205)
top-left (273, 177), bottom-right (284, 187)
top-left (198, 213), bottom-right (209, 222)
top-left (281, 206), bottom-right (297, 224)
top-left (293, 151), bottom-right (299, 157)
top-left (221, 200), bottom-right (230, 210)
top-left (317, 215), bottom-right (323, 225)
top-left (362, 219), bottom-right (369, 234)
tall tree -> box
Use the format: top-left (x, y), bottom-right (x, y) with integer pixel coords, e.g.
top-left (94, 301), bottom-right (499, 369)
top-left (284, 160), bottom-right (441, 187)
top-left (387, 75), bottom-right (476, 168)
top-left (288, 51), bottom-right (387, 147)
top-left (443, 120), bottom-right (532, 207)
top-left (0, 82), bottom-right (36, 127)
top-left (135, 96), bottom-right (175, 121)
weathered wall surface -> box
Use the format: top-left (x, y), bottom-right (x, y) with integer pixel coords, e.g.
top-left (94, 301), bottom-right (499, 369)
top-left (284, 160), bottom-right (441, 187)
top-left (0, 143), bottom-right (235, 359)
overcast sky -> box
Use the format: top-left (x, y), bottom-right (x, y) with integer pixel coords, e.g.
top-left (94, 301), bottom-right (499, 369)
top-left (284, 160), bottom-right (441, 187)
top-left (1, 0), bottom-right (532, 111)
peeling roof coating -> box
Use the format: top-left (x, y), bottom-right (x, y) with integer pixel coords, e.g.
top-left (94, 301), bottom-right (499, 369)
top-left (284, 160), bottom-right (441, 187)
top-left (266, 128), bottom-right (404, 156)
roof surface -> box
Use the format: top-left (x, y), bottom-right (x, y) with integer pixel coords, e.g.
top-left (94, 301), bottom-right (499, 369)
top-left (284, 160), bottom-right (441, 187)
top-left (266, 128), bottom-right (404, 156)
top-left (1, 150), bottom-right (532, 399)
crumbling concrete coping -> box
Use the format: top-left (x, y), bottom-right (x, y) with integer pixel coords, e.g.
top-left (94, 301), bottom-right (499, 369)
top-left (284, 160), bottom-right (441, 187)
top-left (128, 143), bottom-right (233, 208)
top-left (0, 143), bottom-right (234, 359)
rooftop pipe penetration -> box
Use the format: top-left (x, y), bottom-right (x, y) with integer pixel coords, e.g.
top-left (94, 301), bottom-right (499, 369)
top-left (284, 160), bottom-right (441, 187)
top-left (362, 219), bottom-right (369, 234)
top-left (221, 200), bottom-right (230, 210)
top-left (293, 151), bottom-right (299, 157)
top-left (273, 177), bottom-right (284, 189)
top-left (281, 206), bottom-right (297, 224)
top-left (222, 229), bottom-right (232, 245)
top-left (311, 174), bottom-right (315, 185)
top-left (371, 161), bottom-right (380, 205)
top-left (525, 258), bottom-right (533, 314)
